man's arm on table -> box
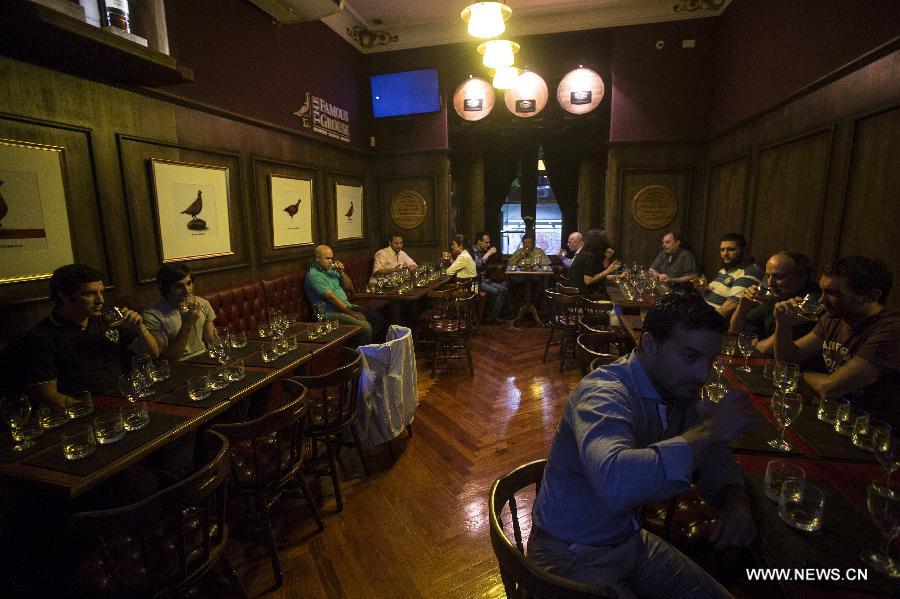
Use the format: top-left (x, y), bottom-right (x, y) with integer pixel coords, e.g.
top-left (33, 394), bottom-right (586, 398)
top-left (322, 289), bottom-right (365, 321)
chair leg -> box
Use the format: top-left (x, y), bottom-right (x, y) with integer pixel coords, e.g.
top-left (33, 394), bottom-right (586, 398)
top-left (431, 338), bottom-right (442, 377)
top-left (292, 473), bottom-right (325, 531)
top-left (465, 337), bottom-right (474, 376)
top-left (325, 438), bottom-right (343, 511)
top-left (219, 552), bottom-right (248, 598)
top-left (350, 424), bottom-right (371, 476)
top-left (542, 326), bottom-right (556, 362)
top-left (260, 507), bottom-right (284, 589)
top-left (406, 423), bottom-right (413, 438)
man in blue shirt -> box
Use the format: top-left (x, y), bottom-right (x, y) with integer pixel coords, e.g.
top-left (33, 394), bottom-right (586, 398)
top-left (529, 293), bottom-right (758, 597)
top-left (305, 245), bottom-right (385, 344)
top-left (471, 231), bottom-right (509, 323)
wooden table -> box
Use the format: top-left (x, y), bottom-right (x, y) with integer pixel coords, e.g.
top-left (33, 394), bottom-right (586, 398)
top-left (506, 267), bottom-right (554, 327)
top-left (351, 275), bottom-right (452, 323)
top-left (619, 314), bottom-right (644, 347)
top-left (604, 281), bottom-right (654, 313)
top-left (0, 324), bottom-right (359, 498)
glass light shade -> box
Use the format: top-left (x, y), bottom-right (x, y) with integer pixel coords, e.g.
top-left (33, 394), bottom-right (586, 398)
top-left (461, 2), bottom-right (512, 39)
top-left (491, 66), bottom-right (522, 89)
top-left (478, 40), bottom-right (520, 69)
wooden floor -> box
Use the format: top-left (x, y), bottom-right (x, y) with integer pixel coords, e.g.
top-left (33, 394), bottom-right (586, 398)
top-left (229, 323), bottom-right (582, 598)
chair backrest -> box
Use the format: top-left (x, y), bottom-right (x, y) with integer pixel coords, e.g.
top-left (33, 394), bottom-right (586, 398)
top-left (546, 288), bottom-right (582, 323)
top-left (452, 290), bottom-right (478, 331)
top-left (581, 297), bottom-right (614, 319)
top-left (211, 384), bottom-right (309, 495)
top-left (556, 282), bottom-right (581, 296)
top-left (284, 347), bottom-right (362, 435)
top-left (576, 332), bottom-right (620, 376)
top-left (67, 430), bottom-right (231, 598)
top-left (578, 314), bottom-right (611, 334)
top-left (489, 459), bottom-right (616, 599)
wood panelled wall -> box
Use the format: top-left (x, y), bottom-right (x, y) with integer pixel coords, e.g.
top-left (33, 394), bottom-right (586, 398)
top-left (607, 46), bottom-right (900, 309)
top-left (0, 56), bottom-right (379, 344)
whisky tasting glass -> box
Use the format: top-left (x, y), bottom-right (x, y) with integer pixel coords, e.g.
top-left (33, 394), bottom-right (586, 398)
top-left (1, 394), bottom-right (37, 451)
top-left (93, 411), bottom-right (126, 445)
top-left (872, 424), bottom-right (900, 485)
top-left (764, 460), bottom-right (805, 502)
top-left (65, 391), bottom-right (94, 419)
top-left (773, 361), bottom-right (800, 393)
top-left (187, 375), bottom-right (211, 402)
top-left (712, 354), bottom-right (729, 383)
top-left (61, 424), bottom-right (96, 460)
top-left (101, 306), bottom-right (127, 328)
top-left (769, 390), bottom-right (802, 452)
top-left (850, 412), bottom-right (874, 450)
top-left (737, 332), bottom-right (757, 373)
top-left (861, 481), bottom-right (900, 577)
top-left (122, 401), bottom-right (149, 432)
top-left (778, 479), bottom-right (824, 532)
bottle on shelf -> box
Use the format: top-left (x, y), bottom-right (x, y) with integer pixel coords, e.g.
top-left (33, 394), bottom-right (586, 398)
top-left (104, 0), bottom-right (131, 32)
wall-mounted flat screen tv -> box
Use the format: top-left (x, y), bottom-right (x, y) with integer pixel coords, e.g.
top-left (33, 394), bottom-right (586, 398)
top-left (370, 68), bottom-right (441, 118)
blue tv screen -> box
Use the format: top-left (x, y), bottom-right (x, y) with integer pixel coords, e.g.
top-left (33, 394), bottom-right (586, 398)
top-left (370, 68), bottom-right (441, 118)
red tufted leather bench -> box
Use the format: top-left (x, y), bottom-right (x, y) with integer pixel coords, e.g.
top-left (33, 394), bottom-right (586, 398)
top-left (206, 280), bottom-right (269, 333)
top-left (262, 271), bottom-right (310, 320)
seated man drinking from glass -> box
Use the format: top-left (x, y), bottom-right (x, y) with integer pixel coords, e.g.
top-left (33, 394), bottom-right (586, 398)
top-left (22, 264), bottom-right (159, 404)
top-left (142, 263), bottom-right (217, 360)
top-left (305, 245), bottom-right (385, 345)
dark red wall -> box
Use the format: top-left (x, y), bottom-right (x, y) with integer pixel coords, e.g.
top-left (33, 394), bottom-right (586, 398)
top-left (710, 0), bottom-right (900, 133)
top-left (161, 0), bottom-right (370, 150)
top-left (610, 18), bottom-right (717, 142)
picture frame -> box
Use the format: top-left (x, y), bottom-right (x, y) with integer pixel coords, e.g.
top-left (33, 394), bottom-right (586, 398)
top-left (251, 158), bottom-right (318, 264)
top-left (150, 158), bottom-right (233, 263)
top-left (379, 175), bottom-right (437, 246)
top-left (335, 181), bottom-right (364, 241)
top-left (117, 136), bottom-right (247, 285)
top-left (0, 137), bottom-right (75, 285)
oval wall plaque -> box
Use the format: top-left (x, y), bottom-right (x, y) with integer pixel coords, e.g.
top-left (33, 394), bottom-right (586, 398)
top-left (453, 77), bottom-right (495, 122)
top-left (390, 190), bottom-right (428, 229)
top-left (504, 71), bottom-right (548, 118)
top-left (557, 67), bottom-right (605, 115)
top-left (631, 185), bottom-right (677, 230)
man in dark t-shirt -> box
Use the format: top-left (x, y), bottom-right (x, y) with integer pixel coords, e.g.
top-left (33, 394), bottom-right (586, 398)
top-left (22, 264), bottom-right (158, 405)
top-left (773, 256), bottom-right (900, 426)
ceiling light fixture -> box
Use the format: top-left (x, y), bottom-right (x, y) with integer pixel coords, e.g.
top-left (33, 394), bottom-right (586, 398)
top-left (461, 2), bottom-right (512, 39)
top-left (491, 66), bottom-right (522, 89)
top-left (478, 39), bottom-right (520, 69)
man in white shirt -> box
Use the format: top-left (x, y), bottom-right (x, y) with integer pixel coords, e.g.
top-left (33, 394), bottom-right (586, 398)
top-left (560, 231), bottom-right (584, 269)
top-left (372, 233), bottom-right (417, 276)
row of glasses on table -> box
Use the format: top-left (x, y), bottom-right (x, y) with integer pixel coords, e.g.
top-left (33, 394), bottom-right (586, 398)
top-left (365, 264), bottom-right (442, 294)
top-left (307, 302), bottom-right (339, 341)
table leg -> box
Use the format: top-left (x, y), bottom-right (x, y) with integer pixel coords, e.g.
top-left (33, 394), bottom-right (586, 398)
top-left (513, 280), bottom-right (544, 327)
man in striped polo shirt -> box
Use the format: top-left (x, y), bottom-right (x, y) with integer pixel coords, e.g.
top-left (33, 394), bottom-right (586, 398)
top-left (703, 233), bottom-right (763, 319)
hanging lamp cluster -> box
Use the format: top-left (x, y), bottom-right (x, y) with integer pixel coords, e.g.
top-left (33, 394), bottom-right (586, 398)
top-left (461, 2), bottom-right (520, 89)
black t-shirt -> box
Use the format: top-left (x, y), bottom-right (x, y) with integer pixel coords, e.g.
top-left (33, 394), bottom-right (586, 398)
top-left (568, 251), bottom-right (604, 293)
top-left (22, 313), bottom-right (138, 395)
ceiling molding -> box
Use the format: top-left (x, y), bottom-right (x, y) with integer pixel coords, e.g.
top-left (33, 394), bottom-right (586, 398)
top-left (323, 0), bottom-right (733, 54)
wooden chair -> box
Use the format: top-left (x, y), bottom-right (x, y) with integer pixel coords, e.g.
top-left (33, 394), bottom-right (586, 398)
top-left (543, 289), bottom-right (582, 371)
top-left (283, 348), bottom-right (367, 512)
top-left (576, 332), bottom-right (621, 376)
top-left (67, 430), bottom-right (242, 599)
top-left (489, 459), bottom-right (616, 599)
top-left (211, 384), bottom-right (322, 589)
top-left (429, 290), bottom-right (477, 377)
top-left (556, 282), bottom-right (581, 296)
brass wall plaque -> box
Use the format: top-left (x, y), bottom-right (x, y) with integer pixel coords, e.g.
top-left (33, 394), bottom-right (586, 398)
top-left (390, 190), bottom-right (427, 229)
top-left (631, 185), bottom-right (677, 230)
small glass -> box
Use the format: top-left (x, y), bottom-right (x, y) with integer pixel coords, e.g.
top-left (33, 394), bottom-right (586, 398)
top-left (230, 329), bottom-right (247, 348)
top-left (187, 375), bottom-right (211, 402)
top-left (118, 373), bottom-right (140, 402)
top-left (779, 479), bottom-right (825, 532)
top-left (1, 394), bottom-right (38, 451)
top-left (209, 367), bottom-right (230, 390)
top-left (816, 395), bottom-right (838, 424)
top-left (701, 382), bottom-right (727, 405)
top-left (764, 460), bottom-right (805, 502)
top-left (261, 342), bottom-right (278, 363)
top-left (833, 399), bottom-right (854, 436)
top-left (93, 411), bottom-right (126, 445)
top-left (38, 403), bottom-right (69, 429)
top-left (62, 424), bottom-right (96, 460)
top-left (101, 306), bottom-right (126, 328)
top-left (851, 412), bottom-right (874, 450)
top-left (762, 359), bottom-right (775, 380)
top-left (149, 359), bottom-right (170, 383)
top-left (258, 321), bottom-right (272, 338)
top-left (122, 401), bottom-right (150, 432)
top-left (712, 354), bottom-right (729, 383)
top-left (769, 390), bottom-right (802, 452)
top-left (285, 333), bottom-right (298, 352)
top-left (65, 391), bottom-right (94, 419)
top-left (773, 361), bottom-right (800, 393)
top-left (227, 359), bottom-right (245, 382)
top-left (872, 425), bottom-right (900, 485)
top-left (178, 294), bottom-right (197, 314)
top-left (328, 318), bottom-right (339, 332)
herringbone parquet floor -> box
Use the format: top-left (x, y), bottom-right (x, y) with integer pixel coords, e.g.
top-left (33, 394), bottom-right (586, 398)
top-left (232, 324), bottom-right (582, 598)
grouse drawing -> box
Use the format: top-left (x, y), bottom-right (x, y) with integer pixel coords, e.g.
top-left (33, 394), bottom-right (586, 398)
top-left (293, 92), bottom-right (311, 128)
top-left (345, 200), bottom-right (354, 221)
top-left (0, 180), bottom-right (7, 228)
top-left (181, 190), bottom-right (207, 230)
top-left (283, 197), bottom-right (302, 218)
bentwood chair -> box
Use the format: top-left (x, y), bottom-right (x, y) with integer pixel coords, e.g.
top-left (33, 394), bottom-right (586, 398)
top-left (283, 348), bottom-right (367, 512)
top-left (489, 459), bottom-right (617, 598)
top-left (576, 332), bottom-right (621, 376)
top-left (543, 289), bottom-right (582, 371)
top-left (211, 384), bottom-right (322, 589)
top-left (67, 430), bottom-right (242, 599)
top-left (430, 290), bottom-right (477, 377)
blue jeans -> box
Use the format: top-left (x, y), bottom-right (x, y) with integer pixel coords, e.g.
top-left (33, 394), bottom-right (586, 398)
top-left (480, 279), bottom-right (509, 319)
top-left (330, 304), bottom-right (385, 345)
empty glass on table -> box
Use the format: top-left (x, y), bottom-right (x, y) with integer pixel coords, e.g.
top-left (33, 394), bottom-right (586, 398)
top-left (773, 361), bottom-right (800, 393)
top-left (65, 390), bottom-right (94, 419)
top-left (737, 332), bottom-right (757, 373)
top-left (778, 479), bottom-right (824, 532)
top-left (0, 394), bottom-right (40, 451)
top-left (769, 390), bottom-right (802, 452)
top-left (861, 481), bottom-right (900, 577)
top-left (872, 424), bottom-right (900, 484)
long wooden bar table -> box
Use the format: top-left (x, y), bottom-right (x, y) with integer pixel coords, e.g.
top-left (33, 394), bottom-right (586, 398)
top-left (604, 280), bottom-right (654, 313)
top-left (0, 323), bottom-right (359, 498)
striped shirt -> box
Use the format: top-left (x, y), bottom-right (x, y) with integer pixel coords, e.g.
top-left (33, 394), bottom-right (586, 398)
top-left (704, 262), bottom-right (763, 308)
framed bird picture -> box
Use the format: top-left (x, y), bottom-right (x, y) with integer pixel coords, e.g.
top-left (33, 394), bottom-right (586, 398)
top-left (269, 174), bottom-right (313, 249)
top-left (150, 159), bottom-right (233, 263)
top-left (335, 182), bottom-right (363, 241)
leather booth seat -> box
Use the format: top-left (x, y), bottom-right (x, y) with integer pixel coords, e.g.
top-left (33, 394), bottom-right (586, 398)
top-left (205, 280), bottom-right (268, 333)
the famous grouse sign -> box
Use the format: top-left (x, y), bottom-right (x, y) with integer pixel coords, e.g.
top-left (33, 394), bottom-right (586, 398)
top-left (293, 92), bottom-right (351, 143)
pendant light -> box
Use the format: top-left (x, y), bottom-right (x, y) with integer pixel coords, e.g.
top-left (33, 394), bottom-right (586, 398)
top-left (491, 66), bottom-right (522, 89)
top-left (478, 40), bottom-right (520, 69)
top-left (461, 2), bottom-right (512, 39)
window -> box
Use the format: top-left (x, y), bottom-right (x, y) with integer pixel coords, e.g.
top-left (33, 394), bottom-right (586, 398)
top-left (500, 173), bottom-right (562, 253)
